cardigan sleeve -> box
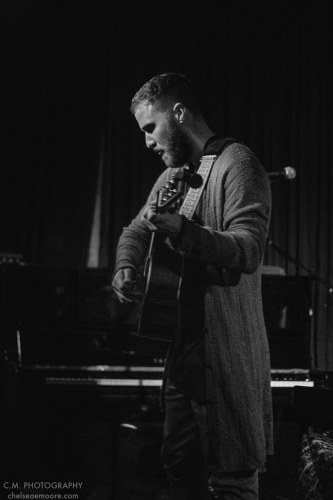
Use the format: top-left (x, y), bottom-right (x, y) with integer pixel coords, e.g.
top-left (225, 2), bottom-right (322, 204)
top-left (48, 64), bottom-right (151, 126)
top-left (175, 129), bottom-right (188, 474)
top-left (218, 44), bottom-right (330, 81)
top-left (170, 144), bottom-right (271, 274)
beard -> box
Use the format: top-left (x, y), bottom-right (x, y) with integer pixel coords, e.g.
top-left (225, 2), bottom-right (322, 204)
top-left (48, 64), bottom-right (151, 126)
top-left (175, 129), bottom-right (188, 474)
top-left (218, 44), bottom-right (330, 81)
top-left (163, 120), bottom-right (192, 168)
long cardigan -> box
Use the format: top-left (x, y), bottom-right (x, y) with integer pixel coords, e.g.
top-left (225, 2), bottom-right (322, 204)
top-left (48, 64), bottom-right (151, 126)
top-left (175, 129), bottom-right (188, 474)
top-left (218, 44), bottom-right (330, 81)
top-left (114, 141), bottom-right (274, 471)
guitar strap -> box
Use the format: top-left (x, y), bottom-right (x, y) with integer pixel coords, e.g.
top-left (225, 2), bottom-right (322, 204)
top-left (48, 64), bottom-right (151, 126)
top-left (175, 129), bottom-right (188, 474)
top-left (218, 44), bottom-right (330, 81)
top-left (179, 154), bottom-right (218, 219)
top-left (179, 137), bottom-right (235, 219)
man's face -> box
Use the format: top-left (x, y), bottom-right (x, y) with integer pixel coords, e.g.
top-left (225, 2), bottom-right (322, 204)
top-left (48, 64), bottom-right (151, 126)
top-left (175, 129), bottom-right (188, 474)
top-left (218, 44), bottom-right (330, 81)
top-left (134, 102), bottom-right (192, 168)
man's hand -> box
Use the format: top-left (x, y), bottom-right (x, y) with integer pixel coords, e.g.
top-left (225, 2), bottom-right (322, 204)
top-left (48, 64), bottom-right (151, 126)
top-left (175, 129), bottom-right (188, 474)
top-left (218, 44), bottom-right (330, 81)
top-left (112, 268), bottom-right (138, 304)
top-left (141, 200), bottom-right (183, 238)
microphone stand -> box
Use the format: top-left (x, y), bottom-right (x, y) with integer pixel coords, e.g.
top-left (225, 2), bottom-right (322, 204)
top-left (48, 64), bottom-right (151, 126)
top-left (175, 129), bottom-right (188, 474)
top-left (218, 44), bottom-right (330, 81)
top-left (266, 238), bottom-right (333, 291)
top-left (268, 174), bottom-right (333, 371)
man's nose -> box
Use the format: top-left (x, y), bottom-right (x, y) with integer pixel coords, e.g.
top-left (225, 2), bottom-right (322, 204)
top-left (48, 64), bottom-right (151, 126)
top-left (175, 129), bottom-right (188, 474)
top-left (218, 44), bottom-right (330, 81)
top-left (145, 133), bottom-right (156, 149)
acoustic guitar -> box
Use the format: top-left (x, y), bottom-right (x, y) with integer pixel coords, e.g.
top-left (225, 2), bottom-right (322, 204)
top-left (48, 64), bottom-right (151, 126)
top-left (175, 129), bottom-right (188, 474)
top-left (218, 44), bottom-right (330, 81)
top-left (137, 174), bottom-right (196, 342)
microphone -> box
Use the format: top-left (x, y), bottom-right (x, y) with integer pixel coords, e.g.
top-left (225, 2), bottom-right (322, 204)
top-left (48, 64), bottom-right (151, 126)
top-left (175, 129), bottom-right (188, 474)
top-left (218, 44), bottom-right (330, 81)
top-left (268, 166), bottom-right (296, 180)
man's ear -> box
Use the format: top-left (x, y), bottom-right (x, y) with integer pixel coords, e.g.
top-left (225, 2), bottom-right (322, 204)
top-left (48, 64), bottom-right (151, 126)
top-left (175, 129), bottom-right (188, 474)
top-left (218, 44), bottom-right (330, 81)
top-left (172, 102), bottom-right (186, 124)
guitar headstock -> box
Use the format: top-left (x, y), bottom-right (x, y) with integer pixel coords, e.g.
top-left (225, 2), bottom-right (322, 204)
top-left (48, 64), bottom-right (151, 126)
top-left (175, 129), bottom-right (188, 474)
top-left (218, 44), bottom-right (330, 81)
top-left (157, 177), bottom-right (183, 213)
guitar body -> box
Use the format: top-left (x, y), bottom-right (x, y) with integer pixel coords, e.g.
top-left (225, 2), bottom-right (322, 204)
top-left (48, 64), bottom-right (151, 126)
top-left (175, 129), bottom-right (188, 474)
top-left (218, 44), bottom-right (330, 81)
top-left (137, 231), bottom-right (207, 342)
top-left (137, 234), bottom-right (183, 341)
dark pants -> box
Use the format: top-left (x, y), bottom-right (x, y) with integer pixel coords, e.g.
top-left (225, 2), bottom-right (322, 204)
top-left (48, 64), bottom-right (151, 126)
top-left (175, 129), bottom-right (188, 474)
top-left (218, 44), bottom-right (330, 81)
top-left (161, 379), bottom-right (258, 500)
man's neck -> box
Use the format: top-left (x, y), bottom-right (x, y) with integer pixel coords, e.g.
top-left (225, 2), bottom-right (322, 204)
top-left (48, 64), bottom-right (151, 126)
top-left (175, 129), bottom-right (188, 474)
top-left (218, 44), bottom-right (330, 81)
top-left (190, 128), bottom-right (216, 165)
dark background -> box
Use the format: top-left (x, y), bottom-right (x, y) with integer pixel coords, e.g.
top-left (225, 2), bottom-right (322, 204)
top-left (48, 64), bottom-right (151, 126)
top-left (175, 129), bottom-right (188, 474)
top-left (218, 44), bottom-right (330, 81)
top-left (1, 0), bottom-right (333, 370)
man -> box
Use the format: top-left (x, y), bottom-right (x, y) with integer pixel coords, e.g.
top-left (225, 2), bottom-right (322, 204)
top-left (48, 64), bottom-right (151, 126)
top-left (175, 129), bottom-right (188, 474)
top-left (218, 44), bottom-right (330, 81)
top-left (112, 73), bottom-right (273, 500)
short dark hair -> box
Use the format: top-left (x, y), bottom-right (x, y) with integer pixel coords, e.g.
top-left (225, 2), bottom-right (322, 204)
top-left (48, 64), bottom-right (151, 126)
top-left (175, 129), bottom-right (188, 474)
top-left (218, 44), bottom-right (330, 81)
top-left (130, 73), bottom-right (200, 115)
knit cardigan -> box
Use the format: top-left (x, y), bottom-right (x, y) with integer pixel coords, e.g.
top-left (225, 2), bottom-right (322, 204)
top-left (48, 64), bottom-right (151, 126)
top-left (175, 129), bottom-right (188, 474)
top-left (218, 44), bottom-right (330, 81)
top-left (114, 141), bottom-right (274, 471)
